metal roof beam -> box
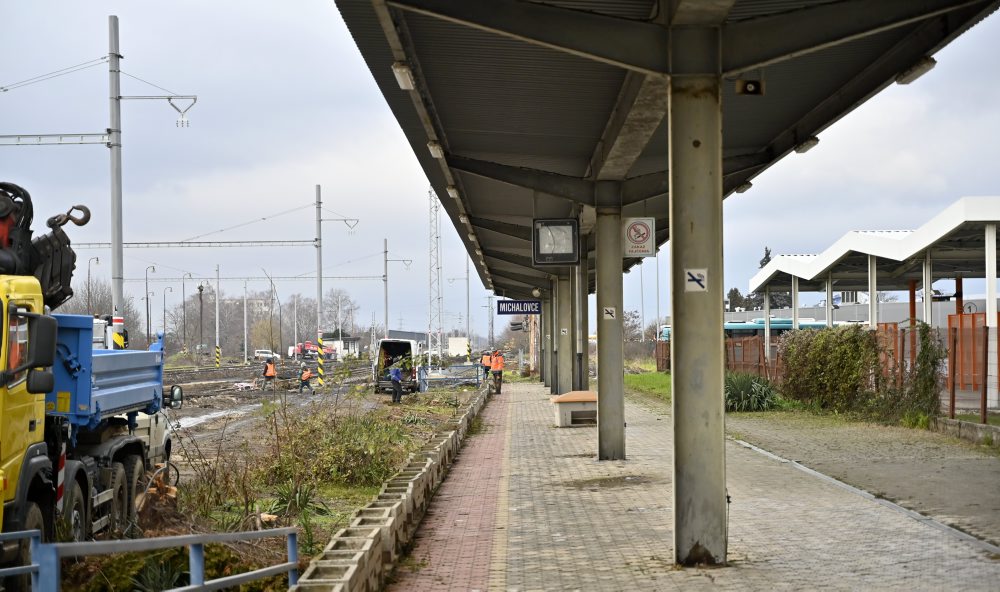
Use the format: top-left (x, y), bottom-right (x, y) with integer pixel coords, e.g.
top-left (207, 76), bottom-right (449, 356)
top-left (492, 284), bottom-right (534, 299)
top-left (449, 155), bottom-right (594, 205)
top-left (671, 0), bottom-right (739, 25)
top-left (619, 153), bottom-right (774, 205)
top-left (491, 271), bottom-right (541, 289)
top-left (468, 216), bottom-right (532, 241)
top-left (387, 0), bottom-right (670, 75)
top-left (482, 249), bottom-right (536, 269)
top-left (622, 171), bottom-right (669, 205)
top-left (723, 151), bottom-right (773, 177)
top-left (723, 0), bottom-right (987, 75)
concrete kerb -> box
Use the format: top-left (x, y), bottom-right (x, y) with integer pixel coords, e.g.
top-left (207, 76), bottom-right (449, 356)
top-left (292, 527), bottom-right (382, 592)
top-left (931, 416), bottom-right (1000, 448)
top-left (297, 387), bottom-right (490, 591)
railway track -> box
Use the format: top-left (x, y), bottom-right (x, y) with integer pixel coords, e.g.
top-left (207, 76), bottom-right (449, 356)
top-left (164, 360), bottom-right (370, 386)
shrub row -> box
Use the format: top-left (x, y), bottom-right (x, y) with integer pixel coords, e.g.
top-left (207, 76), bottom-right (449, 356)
top-left (777, 322), bottom-right (945, 423)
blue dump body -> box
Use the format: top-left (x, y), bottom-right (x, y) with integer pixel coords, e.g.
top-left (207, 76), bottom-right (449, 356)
top-left (47, 314), bottom-right (163, 431)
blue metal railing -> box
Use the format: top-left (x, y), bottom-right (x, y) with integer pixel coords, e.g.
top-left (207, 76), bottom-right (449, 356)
top-left (4, 527), bottom-right (296, 591)
top-left (418, 363), bottom-right (483, 392)
top-left (0, 530), bottom-right (42, 587)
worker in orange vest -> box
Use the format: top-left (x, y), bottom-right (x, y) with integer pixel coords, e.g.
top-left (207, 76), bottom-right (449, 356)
top-left (480, 350), bottom-right (493, 383)
top-left (263, 358), bottom-right (277, 391)
top-left (298, 362), bottom-right (314, 394)
top-left (490, 350), bottom-right (505, 394)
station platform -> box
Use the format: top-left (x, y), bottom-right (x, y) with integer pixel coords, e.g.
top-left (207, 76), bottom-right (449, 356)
top-left (388, 381), bottom-right (1000, 591)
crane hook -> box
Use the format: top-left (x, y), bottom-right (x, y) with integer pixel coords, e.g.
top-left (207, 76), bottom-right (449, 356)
top-left (47, 205), bottom-right (91, 228)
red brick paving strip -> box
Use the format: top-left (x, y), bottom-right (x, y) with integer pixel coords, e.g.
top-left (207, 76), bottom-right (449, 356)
top-left (387, 393), bottom-right (509, 591)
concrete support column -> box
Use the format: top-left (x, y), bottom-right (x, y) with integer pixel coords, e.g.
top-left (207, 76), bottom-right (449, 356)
top-left (541, 298), bottom-right (551, 386)
top-left (595, 183), bottom-right (625, 461)
top-left (868, 254), bottom-right (878, 327)
top-left (923, 250), bottom-right (933, 325)
top-left (669, 65), bottom-right (727, 564)
top-left (826, 275), bottom-right (834, 327)
top-left (577, 245), bottom-right (590, 390)
top-left (955, 276), bottom-right (964, 316)
top-left (550, 278), bottom-right (559, 394)
top-left (557, 275), bottom-right (573, 394)
top-left (791, 276), bottom-right (799, 329)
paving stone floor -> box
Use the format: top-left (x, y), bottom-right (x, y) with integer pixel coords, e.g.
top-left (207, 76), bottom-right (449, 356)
top-left (390, 382), bottom-right (1000, 591)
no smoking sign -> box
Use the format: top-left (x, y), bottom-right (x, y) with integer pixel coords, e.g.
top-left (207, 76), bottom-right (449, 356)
top-left (622, 217), bottom-right (655, 257)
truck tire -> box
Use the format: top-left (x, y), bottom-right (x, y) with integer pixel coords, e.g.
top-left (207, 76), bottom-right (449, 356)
top-left (5, 501), bottom-right (44, 591)
top-left (60, 481), bottom-right (86, 542)
top-left (123, 455), bottom-right (146, 534)
top-left (108, 462), bottom-right (128, 537)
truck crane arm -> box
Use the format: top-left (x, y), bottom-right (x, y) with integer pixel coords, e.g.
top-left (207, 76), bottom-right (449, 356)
top-left (0, 181), bottom-right (90, 310)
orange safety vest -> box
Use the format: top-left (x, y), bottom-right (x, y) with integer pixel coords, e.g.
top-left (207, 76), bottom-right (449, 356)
top-left (491, 354), bottom-right (505, 371)
top-left (481, 354), bottom-right (492, 366)
top-left (264, 362), bottom-right (276, 377)
top-left (301, 369), bottom-right (312, 381)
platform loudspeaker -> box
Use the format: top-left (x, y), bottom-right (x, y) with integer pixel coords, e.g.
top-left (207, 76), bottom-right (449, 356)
top-left (736, 79), bottom-right (764, 95)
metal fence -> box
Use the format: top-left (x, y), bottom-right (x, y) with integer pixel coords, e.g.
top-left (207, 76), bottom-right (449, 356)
top-left (0, 527), bottom-right (298, 591)
top-left (418, 363), bottom-right (484, 392)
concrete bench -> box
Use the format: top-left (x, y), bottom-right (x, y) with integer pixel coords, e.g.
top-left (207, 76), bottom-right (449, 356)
top-left (550, 391), bottom-right (598, 427)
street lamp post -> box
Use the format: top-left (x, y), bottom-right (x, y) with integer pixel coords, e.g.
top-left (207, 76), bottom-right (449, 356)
top-left (144, 291), bottom-right (155, 344)
top-left (261, 269), bottom-right (282, 355)
top-left (182, 272), bottom-right (192, 349)
top-left (144, 265), bottom-right (156, 344)
top-left (162, 286), bottom-right (173, 340)
top-left (87, 257), bottom-right (100, 314)
top-left (198, 282), bottom-right (206, 360)
top-left (243, 281), bottom-right (248, 365)
top-left (448, 263), bottom-right (471, 361)
top-left (383, 238), bottom-right (412, 339)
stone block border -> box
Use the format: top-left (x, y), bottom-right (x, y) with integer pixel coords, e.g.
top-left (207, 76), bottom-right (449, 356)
top-left (931, 416), bottom-right (1000, 449)
top-left (291, 386), bottom-right (490, 591)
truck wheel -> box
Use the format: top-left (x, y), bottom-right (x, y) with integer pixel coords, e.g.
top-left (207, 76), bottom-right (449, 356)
top-left (5, 501), bottom-right (45, 591)
top-left (60, 481), bottom-right (86, 542)
top-left (123, 455), bottom-right (146, 534)
top-left (108, 462), bottom-right (128, 537)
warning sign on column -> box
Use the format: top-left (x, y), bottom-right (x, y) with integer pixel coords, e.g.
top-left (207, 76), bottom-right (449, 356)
top-left (684, 269), bottom-right (708, 292)
top-left (622, 217), bottom-right (655, 257)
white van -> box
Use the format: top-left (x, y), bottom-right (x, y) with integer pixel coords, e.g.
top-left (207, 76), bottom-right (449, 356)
top-left (372, 339), bottom-right (421, 393)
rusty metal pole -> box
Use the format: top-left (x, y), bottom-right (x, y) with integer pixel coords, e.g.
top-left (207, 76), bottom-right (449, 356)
top-left (949, 327), bottom-right (957, 419)
top-left (908, 279), bottom-right (917, 368)
top-left (981, 326), bottom-right (989, 424)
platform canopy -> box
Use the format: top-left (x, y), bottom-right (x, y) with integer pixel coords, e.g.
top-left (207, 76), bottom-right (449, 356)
top-left (750, 196), bottom-right (1000, 293)
top-left (334, 0), bottom-right (1000, 298)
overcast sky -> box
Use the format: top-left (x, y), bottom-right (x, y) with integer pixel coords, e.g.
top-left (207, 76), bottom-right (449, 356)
top-left (2, 2), bottom-right (998, 338)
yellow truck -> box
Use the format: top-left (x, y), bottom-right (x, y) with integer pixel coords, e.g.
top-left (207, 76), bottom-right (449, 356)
top-left (0, 183), bottom-right (181, 587)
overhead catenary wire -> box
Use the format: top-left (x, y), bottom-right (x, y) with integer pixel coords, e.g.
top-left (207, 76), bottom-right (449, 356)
top-left (120, 70), bottom-right (179, 95)
top-left (0, 56), bottom-right (108, 92)
top-left (180, 203), bottom-right (313, 241)
top-left (291, 251), bottom-right (384, 277)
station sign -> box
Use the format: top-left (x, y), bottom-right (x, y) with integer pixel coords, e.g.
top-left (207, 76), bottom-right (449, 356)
top-left (497, 300), bottom-right (541, 315)
top-left (623, 217), bottom-right (656, 257)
